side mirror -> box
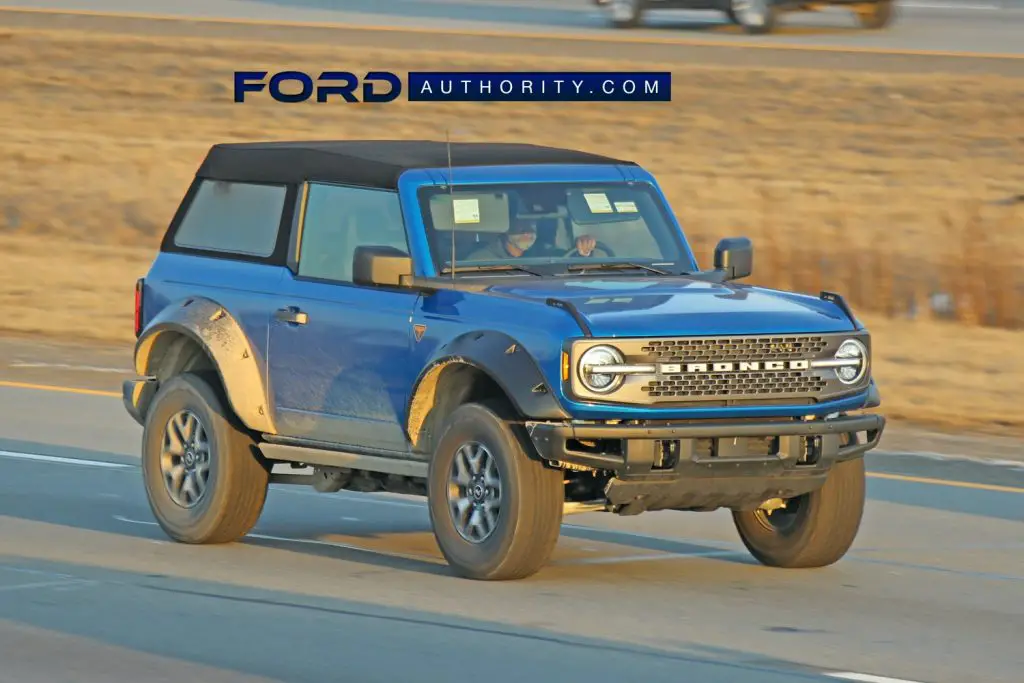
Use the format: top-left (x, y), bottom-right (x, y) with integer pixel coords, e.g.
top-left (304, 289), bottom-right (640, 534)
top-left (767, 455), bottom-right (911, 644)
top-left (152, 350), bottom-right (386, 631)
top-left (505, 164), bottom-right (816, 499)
top-left (352, 245), bottom-right (413, 288)
top-left (713, 237), bottom-right (753, 281)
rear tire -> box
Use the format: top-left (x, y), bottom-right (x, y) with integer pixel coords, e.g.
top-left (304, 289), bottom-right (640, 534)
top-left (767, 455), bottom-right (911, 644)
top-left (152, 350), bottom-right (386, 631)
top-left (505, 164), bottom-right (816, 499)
top-left (427, 401), bottom-right (564, 580)
top-left (732, 457), bottom-right (866, 568)
top-left (141, 372), bottom-right (270, 544)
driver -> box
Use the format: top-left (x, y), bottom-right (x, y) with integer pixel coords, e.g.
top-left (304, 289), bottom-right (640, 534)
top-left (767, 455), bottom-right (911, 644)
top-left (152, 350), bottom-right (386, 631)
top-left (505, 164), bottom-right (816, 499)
top-left (466, 217), bottom-right (597, 261)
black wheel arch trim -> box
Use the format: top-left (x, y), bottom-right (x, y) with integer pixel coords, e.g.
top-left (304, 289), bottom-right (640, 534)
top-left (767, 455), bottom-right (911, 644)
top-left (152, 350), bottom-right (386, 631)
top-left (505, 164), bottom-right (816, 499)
top-left (131, 296), bottom-right (276, 434)
top-left (405, 329), bottom-right (570, 449)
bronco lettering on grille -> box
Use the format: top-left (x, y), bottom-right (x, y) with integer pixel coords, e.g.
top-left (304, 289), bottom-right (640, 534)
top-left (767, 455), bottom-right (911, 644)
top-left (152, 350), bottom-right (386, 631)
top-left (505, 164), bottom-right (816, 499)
top-left (658, 360), bottom-right (811, 374)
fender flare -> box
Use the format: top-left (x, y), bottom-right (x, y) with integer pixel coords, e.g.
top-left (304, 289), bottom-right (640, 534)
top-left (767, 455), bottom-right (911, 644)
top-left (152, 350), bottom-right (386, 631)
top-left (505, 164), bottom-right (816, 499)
top-left (405, 330), bottom-right (570, 450)
top-left (134, 296), bottom-right (276, 434)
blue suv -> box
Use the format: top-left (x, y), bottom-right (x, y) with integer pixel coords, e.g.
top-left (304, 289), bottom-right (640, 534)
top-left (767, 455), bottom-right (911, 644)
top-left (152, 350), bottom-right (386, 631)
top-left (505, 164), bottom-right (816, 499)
top-left (123, 140), bottom-right (885, 580)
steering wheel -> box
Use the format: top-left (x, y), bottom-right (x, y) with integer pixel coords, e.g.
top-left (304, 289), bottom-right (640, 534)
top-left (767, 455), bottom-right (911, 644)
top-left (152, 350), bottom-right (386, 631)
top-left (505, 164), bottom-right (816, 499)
top-left (564, 240), bottom-right (616, 258)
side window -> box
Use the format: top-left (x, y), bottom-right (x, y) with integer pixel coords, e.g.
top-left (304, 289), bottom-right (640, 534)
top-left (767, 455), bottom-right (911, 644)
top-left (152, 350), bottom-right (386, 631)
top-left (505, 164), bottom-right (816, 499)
top-left (173, 179), bottom-right (286, 257)
top-left (297, 183), bottom-right (408, 283)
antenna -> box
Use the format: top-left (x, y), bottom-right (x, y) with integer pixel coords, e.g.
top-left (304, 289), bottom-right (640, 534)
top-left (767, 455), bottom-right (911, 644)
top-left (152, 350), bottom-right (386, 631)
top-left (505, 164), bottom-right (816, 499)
top-left (446, 128), bottom-right (456, 280)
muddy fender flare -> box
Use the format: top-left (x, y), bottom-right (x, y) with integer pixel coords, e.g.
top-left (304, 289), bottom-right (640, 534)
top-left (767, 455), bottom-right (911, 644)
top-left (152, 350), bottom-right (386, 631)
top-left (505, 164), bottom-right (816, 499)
top-left (134, 296), bottom-right (276, 434)
top-left (405, 330), bottom-right (569, 450)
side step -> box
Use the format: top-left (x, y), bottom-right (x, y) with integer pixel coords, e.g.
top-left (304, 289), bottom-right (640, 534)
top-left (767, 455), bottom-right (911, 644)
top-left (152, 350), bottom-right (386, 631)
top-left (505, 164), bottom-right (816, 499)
top-left (259, 443), bottom-right (429, 479)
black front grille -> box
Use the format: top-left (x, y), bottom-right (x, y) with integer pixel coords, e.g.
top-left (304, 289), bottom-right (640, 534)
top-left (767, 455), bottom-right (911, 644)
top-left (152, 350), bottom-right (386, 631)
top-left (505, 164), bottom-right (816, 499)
top-left (636, 334), bottom-right (833, 402)
top-left (641, 336), bottom-right (828, 362)
top-left (643, 370), bottom-right (828, 399)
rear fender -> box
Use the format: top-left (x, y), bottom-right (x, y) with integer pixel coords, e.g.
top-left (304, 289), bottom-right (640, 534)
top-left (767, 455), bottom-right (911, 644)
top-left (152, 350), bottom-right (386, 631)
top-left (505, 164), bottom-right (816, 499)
top-left (134, 296), bottom-right (275, 434)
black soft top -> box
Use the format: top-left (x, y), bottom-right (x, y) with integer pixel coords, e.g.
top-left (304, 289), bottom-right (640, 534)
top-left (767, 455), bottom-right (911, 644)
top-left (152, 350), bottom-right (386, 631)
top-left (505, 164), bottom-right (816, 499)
top-left (194, 139), bottom-right (636, 189)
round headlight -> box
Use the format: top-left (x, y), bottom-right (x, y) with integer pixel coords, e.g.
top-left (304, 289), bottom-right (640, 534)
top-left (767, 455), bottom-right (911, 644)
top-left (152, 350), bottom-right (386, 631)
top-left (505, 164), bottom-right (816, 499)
top-left (577, 345), bottom-right (625, 394)
top-left (834, 339), bottom-right (867, 385)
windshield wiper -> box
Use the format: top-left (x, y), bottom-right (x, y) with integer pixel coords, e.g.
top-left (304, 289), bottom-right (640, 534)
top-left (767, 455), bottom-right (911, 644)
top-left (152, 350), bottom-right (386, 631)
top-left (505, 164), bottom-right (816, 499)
top-left (440, 263), bottom-right (542, 276)
top-left (566, 262), bottom-right (670, 276)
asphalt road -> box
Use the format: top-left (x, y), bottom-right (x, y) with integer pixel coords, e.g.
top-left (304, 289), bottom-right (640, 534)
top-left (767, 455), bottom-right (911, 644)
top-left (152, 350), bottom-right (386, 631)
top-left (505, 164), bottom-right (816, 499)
top-left (3, 0), bottom-right (1024, 74)
top-left (0, 338), bottom-right (1022, 683)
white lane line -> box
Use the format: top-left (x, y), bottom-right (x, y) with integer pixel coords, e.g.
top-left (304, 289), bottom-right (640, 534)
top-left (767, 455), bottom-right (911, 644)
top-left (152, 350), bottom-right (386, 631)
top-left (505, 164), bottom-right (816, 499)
top-left (8, 361), bottom-right (130, 374)
top-left (0, 450), bottom-right (133, 469)
top-left (826, 673), bottom-right (927, 683)
top-left (0, 579), bottom-right (95, 592)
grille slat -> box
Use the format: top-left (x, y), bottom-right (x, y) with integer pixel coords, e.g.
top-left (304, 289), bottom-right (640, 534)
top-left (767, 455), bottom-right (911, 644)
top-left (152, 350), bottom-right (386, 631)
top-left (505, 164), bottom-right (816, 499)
top-left (641, 336), bottom-right (827, 362)
top-left (636, 335), bottom-right (830, 401)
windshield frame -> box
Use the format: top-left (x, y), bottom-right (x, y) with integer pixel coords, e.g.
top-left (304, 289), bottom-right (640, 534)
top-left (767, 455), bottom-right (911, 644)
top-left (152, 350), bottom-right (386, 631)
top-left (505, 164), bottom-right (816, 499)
top-left (415, 177), bottom-right (699, 278)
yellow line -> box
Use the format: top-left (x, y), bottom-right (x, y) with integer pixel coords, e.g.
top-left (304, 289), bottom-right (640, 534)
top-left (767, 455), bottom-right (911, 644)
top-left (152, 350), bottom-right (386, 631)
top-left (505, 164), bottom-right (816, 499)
top-left (0, 380), bottom-right (120, 398)
top-left (867, 471), bottom-right (1024, 494)
top-left (2, 5), bottom-right (1023, 61)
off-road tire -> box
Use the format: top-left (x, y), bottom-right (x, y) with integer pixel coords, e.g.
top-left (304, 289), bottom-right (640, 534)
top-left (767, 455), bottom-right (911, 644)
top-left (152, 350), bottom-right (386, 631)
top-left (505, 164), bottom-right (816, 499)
top-left (427, 400), bottom-right (564, 580)
top-left (141, 372), bottom-right (270, 544)
top-left (731, 456), bottom-right (866, 568)
top-left (855, 0), bottom-right (895, 29)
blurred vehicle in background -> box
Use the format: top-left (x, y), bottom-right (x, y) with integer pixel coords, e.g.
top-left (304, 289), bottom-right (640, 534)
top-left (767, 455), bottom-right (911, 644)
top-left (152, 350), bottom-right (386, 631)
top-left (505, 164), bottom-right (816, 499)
top-left (593, 0), bottom-right (896, 34)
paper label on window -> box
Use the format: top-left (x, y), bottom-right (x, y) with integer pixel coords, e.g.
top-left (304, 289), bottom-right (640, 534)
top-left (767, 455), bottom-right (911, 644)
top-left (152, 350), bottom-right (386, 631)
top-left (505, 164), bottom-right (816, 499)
top-left (583, 192), bottom-right (613, 214)
top-left (452, 198), bottom-right (480, 224)
top-left (614, 201), bottom-right (638, 213)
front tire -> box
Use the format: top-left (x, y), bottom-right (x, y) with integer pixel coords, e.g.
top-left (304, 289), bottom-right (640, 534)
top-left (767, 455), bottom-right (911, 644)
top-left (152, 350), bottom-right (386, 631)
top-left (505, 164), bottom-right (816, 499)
top-left (732, 457), bottom-right (866, 568)
top-left (427, 401), bottom-right (564, 580)
top-left (141, 372), bottom-right (270, 544)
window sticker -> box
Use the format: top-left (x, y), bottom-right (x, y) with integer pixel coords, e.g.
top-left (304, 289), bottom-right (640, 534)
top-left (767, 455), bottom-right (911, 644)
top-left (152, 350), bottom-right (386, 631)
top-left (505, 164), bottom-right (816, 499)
top-left (452, 197), bottom-right (481, 224)
top-left (583, 192), bottom-right (614, 214)
top-left (613, 201), bottom-right (638, 213)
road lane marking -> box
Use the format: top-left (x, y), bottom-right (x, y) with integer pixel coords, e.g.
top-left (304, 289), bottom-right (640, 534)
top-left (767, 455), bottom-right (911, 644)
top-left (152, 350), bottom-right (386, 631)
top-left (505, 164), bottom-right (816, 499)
top-left (0, 450), bottom-right (133, 468)
top-left (0, 379), bottom-right (120, 397)
top-left (827, 673), bottom-right (927, 683)
top-left (9, 361), bottom-right (130, 374)
top-left (867, 471), bottom-right (1024, 494)
top-left (2, 6), bottom-right (1023, 60)
top-left (0, 579), bottom-right (95, 592)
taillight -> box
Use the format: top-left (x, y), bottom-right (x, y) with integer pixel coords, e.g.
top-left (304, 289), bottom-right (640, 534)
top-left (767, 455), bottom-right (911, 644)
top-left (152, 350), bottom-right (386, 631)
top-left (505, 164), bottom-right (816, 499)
top-left (134, 278), bottom-right (144, 337)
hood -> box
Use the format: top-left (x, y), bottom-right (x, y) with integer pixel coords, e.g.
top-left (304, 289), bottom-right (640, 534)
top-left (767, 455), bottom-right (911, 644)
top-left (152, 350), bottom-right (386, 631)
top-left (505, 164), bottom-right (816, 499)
top-left (483, 276), bottom-right (857, 337)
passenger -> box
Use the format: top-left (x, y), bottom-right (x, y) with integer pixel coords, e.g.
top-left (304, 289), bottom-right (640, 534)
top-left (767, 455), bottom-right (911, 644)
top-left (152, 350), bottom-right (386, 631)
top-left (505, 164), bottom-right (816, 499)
top-left (466, 217), bottom-right (597, 261)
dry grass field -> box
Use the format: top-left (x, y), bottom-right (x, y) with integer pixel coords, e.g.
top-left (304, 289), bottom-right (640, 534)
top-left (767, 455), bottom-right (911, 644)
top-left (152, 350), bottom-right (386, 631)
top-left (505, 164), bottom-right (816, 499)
top-left (0, 23), bottom-right (1022, 436)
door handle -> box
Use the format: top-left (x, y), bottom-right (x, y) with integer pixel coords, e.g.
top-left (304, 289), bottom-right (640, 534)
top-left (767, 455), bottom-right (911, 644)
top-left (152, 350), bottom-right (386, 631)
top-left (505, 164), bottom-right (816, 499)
top-left (275, 306), bottom-right (308, 325)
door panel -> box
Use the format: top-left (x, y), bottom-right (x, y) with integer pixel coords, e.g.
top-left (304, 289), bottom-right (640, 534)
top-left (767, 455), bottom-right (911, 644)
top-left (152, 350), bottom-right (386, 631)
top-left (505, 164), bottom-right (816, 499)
top-left (268, 276), bottom-right (418, 452)
top-left (266, 182), bottom-right (418, 454)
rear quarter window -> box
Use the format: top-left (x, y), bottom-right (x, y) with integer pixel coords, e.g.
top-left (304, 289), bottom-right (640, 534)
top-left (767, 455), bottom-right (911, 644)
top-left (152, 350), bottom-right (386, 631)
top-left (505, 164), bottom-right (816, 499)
top-left (172, 179), bottom-right (286, 258)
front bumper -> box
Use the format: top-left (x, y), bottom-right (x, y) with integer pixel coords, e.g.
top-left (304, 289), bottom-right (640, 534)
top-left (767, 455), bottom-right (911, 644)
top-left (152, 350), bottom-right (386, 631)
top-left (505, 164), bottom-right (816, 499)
top-left (526, 412), bottom-right (885, 513)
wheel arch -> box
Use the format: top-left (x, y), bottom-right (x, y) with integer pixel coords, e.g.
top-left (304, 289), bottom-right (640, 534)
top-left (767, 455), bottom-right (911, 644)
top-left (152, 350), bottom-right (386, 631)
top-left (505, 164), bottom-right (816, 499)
top-left (405, 330), bottom-right (569, 454)
top-left (134, 296), bottom-right (276, 434)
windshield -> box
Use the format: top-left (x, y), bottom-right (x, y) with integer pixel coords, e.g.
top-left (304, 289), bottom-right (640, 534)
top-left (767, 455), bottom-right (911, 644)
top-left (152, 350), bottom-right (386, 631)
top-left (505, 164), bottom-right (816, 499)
top-left (417, 181), bottom-right (695, 276)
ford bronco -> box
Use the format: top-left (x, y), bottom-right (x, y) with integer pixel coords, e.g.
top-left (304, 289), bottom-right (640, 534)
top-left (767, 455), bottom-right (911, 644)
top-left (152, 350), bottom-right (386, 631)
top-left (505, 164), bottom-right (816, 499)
top-left (123, 139), bottom-right (885, 581)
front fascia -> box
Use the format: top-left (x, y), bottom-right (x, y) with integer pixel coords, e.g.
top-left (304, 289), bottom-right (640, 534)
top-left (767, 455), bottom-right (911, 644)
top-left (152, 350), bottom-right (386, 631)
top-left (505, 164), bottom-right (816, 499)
top-left (552, 327), bottom-right (876, 421)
